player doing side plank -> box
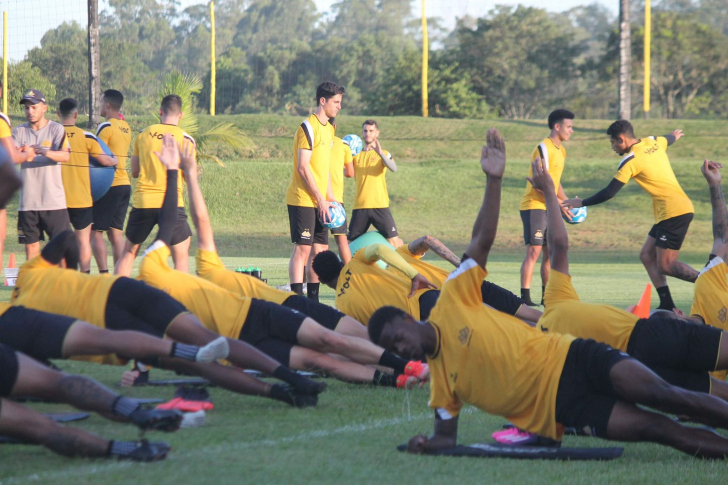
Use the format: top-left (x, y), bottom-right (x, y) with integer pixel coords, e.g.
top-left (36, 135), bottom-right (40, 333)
top-left (369, 128), bottom-right (728, 458)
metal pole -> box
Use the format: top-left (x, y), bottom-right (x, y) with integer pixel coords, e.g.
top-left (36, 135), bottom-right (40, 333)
top-left (643, 0), bottom-right (651, 119)
top-left (87, 0), bottom-right (100, 128)
top-left (421, 0), bottom-right (428, 117)
top-left (210, 1), bottom-right (216, 116)
top-left (619, 0), bottom-right (631, 120)
top-left (3, 12), bottom-right (7, 114)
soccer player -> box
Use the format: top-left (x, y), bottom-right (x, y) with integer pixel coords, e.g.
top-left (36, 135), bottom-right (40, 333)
top-left (12, 89), bottom-right (71, 260)
top-left (329, 131), bottom-right (354, 263)
top-left (58, 98), bottom-right (118, 273)
top-left (369, 128), bottom-right (728, 459)
top-left (347, 120), bottom-right (402, 247)
top-left (0, 91), bottom-right (25, 266)
top-left (286, 82), bottom-right (343, 302)
top-left (519, 109), bottom-right (574, 307)
top-left (0, 343), bottom-right (176, 460)
top-left (563, 120), bottom-right (697, 310)
top-left (136, 134), bottom-right (424, 388)
top-left (92, 89), bottom-right (132, 273)
top-left (114, 94), bottom-right (194, 276)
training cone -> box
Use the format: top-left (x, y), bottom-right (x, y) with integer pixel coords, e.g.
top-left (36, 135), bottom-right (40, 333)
top-left (4, 254), bottom-right (18, 287)
top-left (631, 284), bottom-right (652, 319)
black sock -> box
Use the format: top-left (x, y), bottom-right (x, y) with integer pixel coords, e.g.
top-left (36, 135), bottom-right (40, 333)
top-left (112, 396), bottom-right (140, 417)
top-left (307, 283), bottom-right (320, 302)
top-left (656, 286), bottom-right (675, 310)
top-left (291, 283), bottom-right (303, 296)
top-left (378, 351), bottom-right (407, 374)
top-left (521, 288), bottom-right (532, 301)
top-left (541, 285), bottom-right (546, 304)
top-left (372, 370), bottom-right (397, 387)
top-left (108, 440), bottom-right (139, 457)
top-left (170, 342), bottom-right (198, 361)
top-left (82, 270), bottom-right (90, 274)
top-left (273, 365), bottom-right (324, 394)
top-left (100, 269), bottom-right (109, 274)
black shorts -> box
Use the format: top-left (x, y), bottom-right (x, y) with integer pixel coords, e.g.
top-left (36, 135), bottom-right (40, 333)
top-left (93, 185), bottom-right (131, 232)
top-left (348, 208), bottom-right (398, 240)
top-left (18, 209), bottom-right (71, 244)
top-left (520, 209), bottom-right (546, 246)
top-left (648, 213), bottom-right (693, 250)
top-left (625, 315), bottom-right (720, 393)
top-left (125, 207), bottom-right (192, 246)
top-left (0, 342), bottom-right (19, 397)
top-left (419, 290), bottom-right (440, 320)
top-left (287, 205), bottom-right (328, 246)
top-left (105, 278), bottom-right (187, 338)
top-left (67, 207), bottom-right (93, 231)
top-left (481, 281), bottom-right (524, 316)
top-left (238, 299), bottom-right (307, 367)
top-left (330, 202), bottom-right (348, 237)
top-left (0, 306), bottom-right (75, 361)
top-left (554, 339), bottom-right (632, 438)
top-left (281, 295), bottom-right (344, 330)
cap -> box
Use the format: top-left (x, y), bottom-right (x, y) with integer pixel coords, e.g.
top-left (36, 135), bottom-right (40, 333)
top-left (20, 89), bottom-right (46, 105)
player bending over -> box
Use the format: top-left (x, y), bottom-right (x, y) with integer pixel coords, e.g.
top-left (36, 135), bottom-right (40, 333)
top-left (563, 120), bottom-right (697, 310)
top-left (369, 128), bottom-right (728, 458)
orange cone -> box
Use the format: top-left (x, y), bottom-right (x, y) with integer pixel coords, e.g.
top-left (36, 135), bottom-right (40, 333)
top-left (4, 253), bottom-right (17, 287)
top-left (631, 284), bottom-right (652, 319)
top-left (7, 253), bottom-right (15, 269)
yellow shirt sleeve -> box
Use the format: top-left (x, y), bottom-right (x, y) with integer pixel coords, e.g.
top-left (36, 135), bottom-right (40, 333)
top-left (429, 367), bottom-right (463, 418)
top-left (653, 136), bottom-right (668, 151)
top-left (614, 155), bottom-right (639, 184)
top-left (97, 122), bottom-right (112, 144)
top-left (442, 258), bottom-right (487, 308)
top-left (344, 143), bottom-right (353, 165)
top-left (295, 124), bottom-right (313, 151)
top-left (0, 113), bottom-right (12, 139)
top-left (364, 244), bottom-right (418, 279)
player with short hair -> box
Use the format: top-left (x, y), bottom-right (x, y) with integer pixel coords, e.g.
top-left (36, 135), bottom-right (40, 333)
top-left (564, 120), bottom-right (697, 310)
top-left (369, 128), bottom-right (728, 459)
top-left (519, 109), bottom-right (575, 306)
top-left (58, 98), bottom-right (117, 273)
top-left (328, 128), bottom-right (354, 263)
top-left (287, 81), bottom-right (345, 302)
top-left (348, 119), bottom-right (402, 247)
top-left (12, 89), bottom-right (71, 260)
top-left (114, 94), bottom-right (194, 276)
top-left (92, 89), bottom-right (132, 273)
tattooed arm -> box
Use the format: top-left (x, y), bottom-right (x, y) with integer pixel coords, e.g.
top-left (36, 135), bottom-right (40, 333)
top-left (408, 235), bottom-right (462, 267)
top-left (702, 160), bottom-right (728, 261)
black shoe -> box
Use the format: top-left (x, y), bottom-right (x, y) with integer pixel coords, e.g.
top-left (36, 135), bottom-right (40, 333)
top-left (523, 299), bottom-right (538, 307)
top-left (129, 408), bottom-right (183, 432)
top-left (118, 440), bottom-right (172, 462)
top-left (291, 391), bottom-right (318, 408)
top-left (296, 377), bottom-right (327, 396)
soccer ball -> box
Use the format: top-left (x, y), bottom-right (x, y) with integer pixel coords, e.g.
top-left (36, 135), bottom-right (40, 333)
top-left (342, 134), bottom-right (363, 157)
top-left (322, 202), bottom-right (347, 229)
top-left (89, 138), bottom-right (116, 201)
top-left (565, 206), bottom-right (587, 224)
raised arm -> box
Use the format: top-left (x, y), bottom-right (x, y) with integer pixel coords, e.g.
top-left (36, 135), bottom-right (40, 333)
top-left (152, 134), bottom-right (180, 247)
top-left (701, 159), bottom-right (728, 261)
top-left (407, 235), bottom-right (461, 267)
top-left (373, 139), bottom-right (396, 172)
top-left (363, 244), bottom-right (436, 297)
top-left (180, 141), bottom-right (216, 253)
top-left (527, 158), bottom-right (569, 275)
top-left (563, 178), bottom-right (625, 209)
top-left (464, 128), bottom-right (505, 269)
top-left (662, 129), bottom-right (684, 146)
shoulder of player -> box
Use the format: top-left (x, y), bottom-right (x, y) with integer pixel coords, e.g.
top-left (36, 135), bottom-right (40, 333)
top-left (182, 131), bottom-right (196, 146)
top-left (0, 112), bottom-right (11, 129)
top-left (96, 121), bottom-right (112, 136)
top-left (617, 151), bottom-right (636, 169)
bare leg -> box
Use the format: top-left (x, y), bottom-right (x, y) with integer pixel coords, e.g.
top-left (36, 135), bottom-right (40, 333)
top-left (306, 243), bottom-right (328, 284)
top-left (606, 400), bottom-right (728, 458)
top-left (75, 225), bottom-right (93, 272)
top-left (640, 236), bottom-right (668, 288)
top-left (160, 359), bottom-right (271, 397)
top-left (656, 247), bottom-right (698, 283)
top-left (716, 334), bottom-right (728, 369)
top-left (289, 346), bottom-right (376, 383)
top-left (109, 228), bottom-right (125, 265)
top-left (62, 321), bottom-right (174, 360)
top-left (540, 245), bottom-right (550, 288)
top-left (91, 230), bottom-right (109, 271)
top-left (25, 241), bottom-right (41, 261)
top-left (334, 234), bottom-right (352, 264)
top-left (289, 244), bottom-right (312, 284)
top-left (520, 245), bottom-right (543, 289)
top-left (296, 318), bottom-right (385, 365)
top-left (114, 239), bottom-right (140, 276)
top-left (334, 315), bottom-right (369, 340)
top-left (170, 236), bottom-right (190, 273)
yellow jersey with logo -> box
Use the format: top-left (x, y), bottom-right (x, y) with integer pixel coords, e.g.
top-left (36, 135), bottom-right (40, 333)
top-left (691, 256), bottom-right (728, 380)
top-left (286, 114), bottom-right (335, 208)
top-left (139, 242), bottom-right (250, 339)
top-left (195, 249), bottom-right (292, 305)
top-left (97, 118), bottom-right (131, 187)
top-left (132, 124), bottom-right (195, 209)
top-left (538, 270), bottom-right (639, 352)
top-left (62, 126), bottom-right (105, 208)
top-left (427, 259), bottom-right (574, 440)
top-left (387, 245), bottom-right (449, 286)
top-left (330, 136), bottom-right (352, 203)
top-left (614, 136), bottom-right (693, 223)
top-left (520, 138), bottom-right (566, 211)
top-left (11, 256), bottom-right (119, 326)
top-left (335, 249), bottom-right (425, 325)
top-left (353, 149), bottom-right (393, 209)
top-left (0, 112), bottom-right (12, 139)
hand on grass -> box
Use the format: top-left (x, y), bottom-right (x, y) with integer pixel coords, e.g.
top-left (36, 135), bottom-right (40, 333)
top-left (407, 434), bottom-right (428, 454)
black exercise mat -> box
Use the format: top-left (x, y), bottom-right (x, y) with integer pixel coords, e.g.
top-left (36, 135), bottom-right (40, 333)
top-left (396, 443), bottom-right (623, 460)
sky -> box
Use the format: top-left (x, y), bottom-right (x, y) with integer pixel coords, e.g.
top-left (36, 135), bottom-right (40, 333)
top-left (0, 0), bottom-right (618, 61)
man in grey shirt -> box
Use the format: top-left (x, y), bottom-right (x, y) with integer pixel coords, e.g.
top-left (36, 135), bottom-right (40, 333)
top-left (12, 89), bottom-right (70, 260)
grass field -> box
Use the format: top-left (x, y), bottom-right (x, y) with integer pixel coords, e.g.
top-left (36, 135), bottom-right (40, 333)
top-left (1, 115), bottom-right (727, 482)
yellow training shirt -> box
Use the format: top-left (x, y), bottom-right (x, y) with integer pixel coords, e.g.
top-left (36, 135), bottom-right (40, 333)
top-left (131, 124), bottom-right (194, 209)
top-left (520, 138), bottom-right (566, 211)
top-left (691, 257), bottom-right (728, 381)
top-left (97, 118), bottom-right (131, 187)
top-left (195, 249), bottom-right (292, 305)
top-left (0, 112), bottom-right (12, 139)
top-left (387, 245), bottom-right (449, 286)
top-left (285, 114), bottom-right (335, 207)
top-left (614, 136), bottom-right (693, 223)
top-left (353, 149), bottom-right (393, 209)
top-left (62, 126), bottom-right (105, 208)
top-left (11, 256), bottom-right (119, 326)
top-left (330, 136), bottom-right (352, 203)
top-left (139, 242), bottom-right (250, 339)
top-left (335, 249), bottom-right (426, 325)
top-left (427, 259), bottom-right (575, 441)
top-left (538, 270), bottom-right (639, 352)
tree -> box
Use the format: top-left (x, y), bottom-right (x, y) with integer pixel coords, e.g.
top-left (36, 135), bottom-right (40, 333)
top-left (5, 61), bottom-right (57, 112)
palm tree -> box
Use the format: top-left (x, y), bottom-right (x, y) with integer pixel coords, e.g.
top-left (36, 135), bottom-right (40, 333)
top-left (154, 70), bottom-right (249, 166)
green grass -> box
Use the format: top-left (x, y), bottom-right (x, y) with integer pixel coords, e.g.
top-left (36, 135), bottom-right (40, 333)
top-left (1, 115), bottom-right (727, 482)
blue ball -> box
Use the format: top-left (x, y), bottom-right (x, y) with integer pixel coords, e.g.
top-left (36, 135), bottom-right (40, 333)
top-left (342, 134), bottom-right (363, 157)
top-left (89, 139), bottom-right (115, 201)
top-left (322, 202), bottom-right (347, 229)
top-left (566, 206), bottom-right (587, 224)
